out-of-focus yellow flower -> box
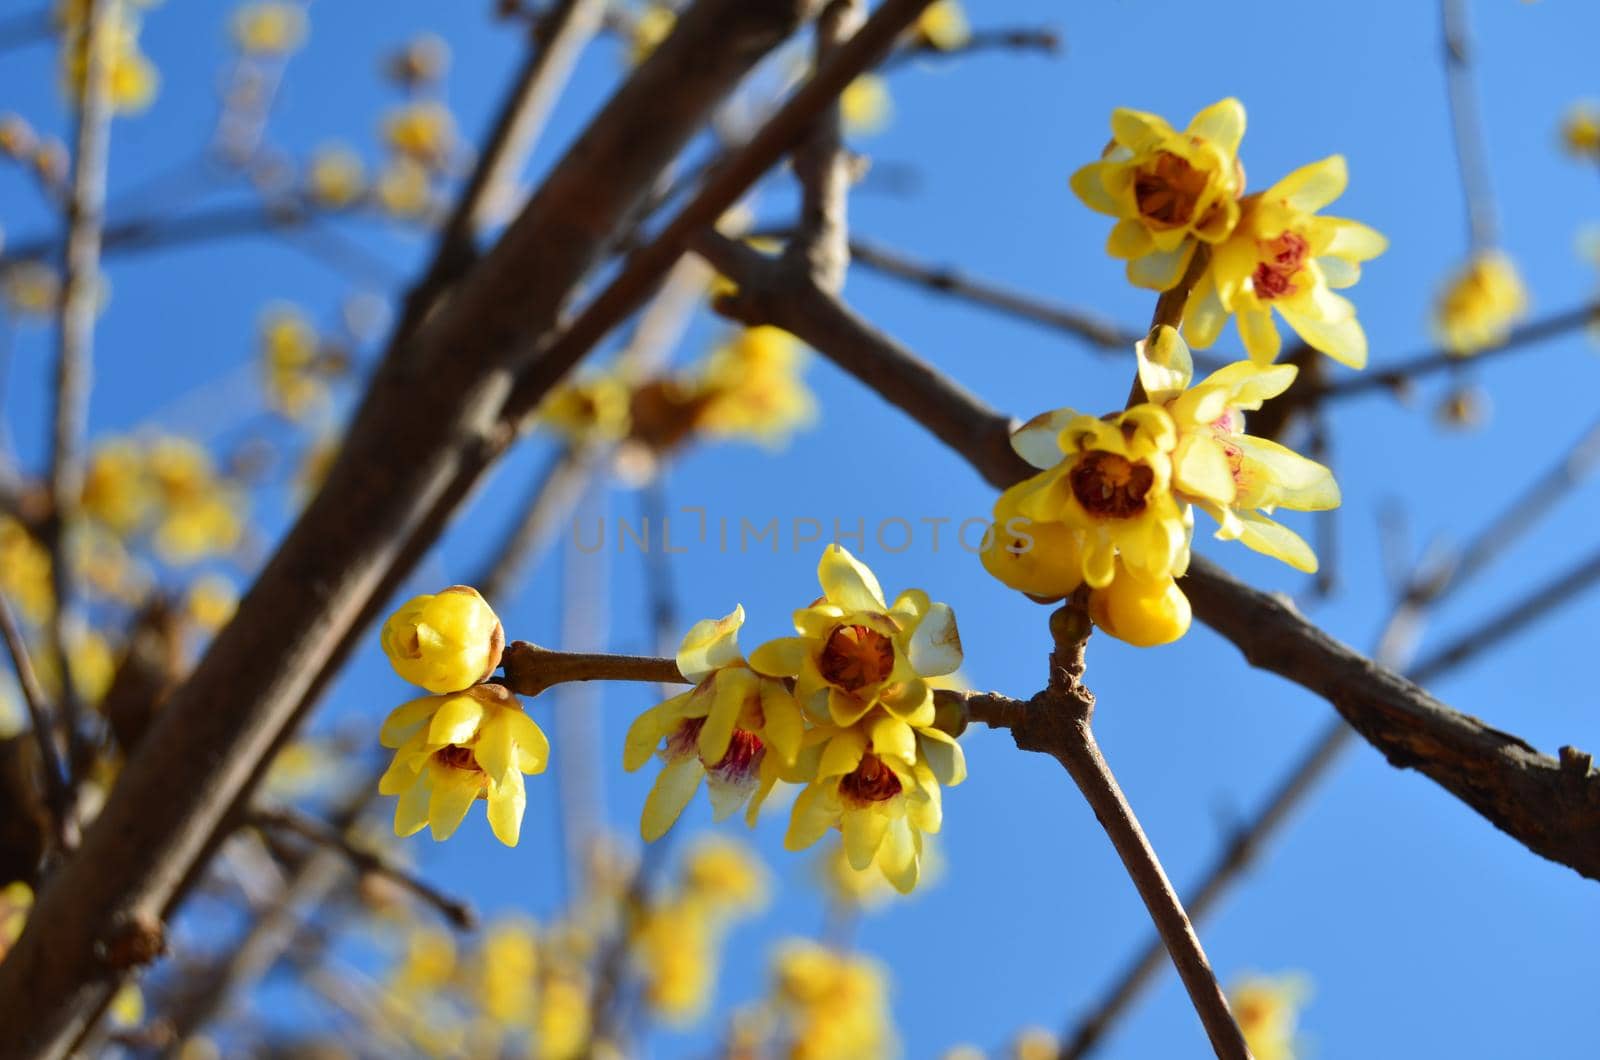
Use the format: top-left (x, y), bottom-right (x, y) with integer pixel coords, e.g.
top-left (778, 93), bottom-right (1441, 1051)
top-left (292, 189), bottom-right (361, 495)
top-left (108, 983), bottom-right (144, 1028)
top-left (264, 739), bottom-right (336, 799)
top-left (624, 606), bottom-right (803, 840)
top-left (230, 2), bottom-right (307, 55)
top-left (0, 518), bottom-right (54, 624)
top-left (993, 403), bottom-right (1189, 592)
top-left (0, 881), bottom-right (33, 955)
top-left (58, 0), bottom-right (159, 115)
top-left (306, 143), bottom-right (365, 209)
top-left (1008, 1027), bottom-right (1060, 1060)
top-left (1071, 99), bottom-right (1246, 290)
top-left (375, 158), bottom-right (433, 219)
top-left (680, 834), bottom-right (770, 913)
top-left (2, 262), bottom-right (61, 317)
top-left (1228, 973), bottom-right (1309, 1060)
top-left (384, 102), bottom-right (456, 170)
top-left (381, 585), bottom-right (503, 694)
top-left (538, 373), bottom-right (632, 444)
top-left (751, 546), bottom-right (965, 893)
top-left (1562, 103), bottom-right (1600, 158)
top-left (184, 573), bottom-right (238, 632)
top-left (146, 436), bottom-right (247, 563)
top-left (390, 924), bottom-right (457, 996)
top-left (533, 966), bottom-right (591, 1060)
top-left (258, 303), bottom-right (326, 418)
top-left (628, 4), bottom-right (675, 66)
top-left (633, 901), bottom-right (716, 1024)
top-left (1188, 155), bottom-right (1387, 368)
top-left (477, 917), bottom-right (538, 1026)
top-left (0, 114), bottom-right (36, 159)
top-left (379, 683), bottom-right (549, 845)
top-left (841, 75), bottom-right (891, 137)
top-left (912, 1), bottom-right (970, 50)
top-left (33, 628), bottom-right (116, 707)
top-left (690, 326), bottom-right (815, 446)
top-left (771, 939), bottom-right (897, 1060)
top-left (1137, 325), bottom-right (1339, 573)
top-left (1433, 250), bottom-right (1529, 355)
top-left (81, 437), bottom-right (151, 533)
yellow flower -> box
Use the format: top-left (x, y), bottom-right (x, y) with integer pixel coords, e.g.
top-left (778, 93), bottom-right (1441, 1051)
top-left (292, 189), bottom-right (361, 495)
top-left (751, 546), bottom-right (965, 893)
top-left (389, 924), bottom-right (457, 996)
top-left (1086, 558), bottom-right (1191, 647)
top-left (842, 75), bottom-right (891, 137)
top-left (1187, 156), bottom-right (1387, 368)
top-left (680, 834), bottom-right (770, 913)
top-left (146, 436), bottom-right (247, 562)
top-left (477, 918), bottom-right (539, 1026)
top-left (184, 573), bottom-right (238, 632)
top-left (0, 114), bottom-right (36, 159)
top-left (0, 517), bottom-right (54, 624)
top-left (58, 0), bottom-right (159, 115)
top-left (1228, 973), bottom-right (1309, 1060)
top-left (258, 303), bottom-right (325, 418)
top-left (624, 606), bottom-right (804, 840)
top-left (306, 143), bottom-right (365, 209)
top-left (230, 2), bottom-right (307, 55)
top-left (690, 326), bottom-right (816, 446)
top-left (1071, 99), bottom-right (1246, 290)
top-left (633, 900), bottom-right (716, 1024)
top-left (384, 102), bottom-right (456, 170)
top-left (1137, 325), bottom-right (1339, 572)
top-left (375, 158), bottom-right (433, 219)
top-left (2, 262), bottom-right (62, 317)
top-left (1008, 1027), bottom-right (1061, 1060)
top-left (771, 939), bottom-right (897, 1060)
top-left (534, 965), bottom-right (591, 1060)
top-left (1562, 103), bottom-right (1600, 158)
top-left (0, 882), bottom-right (33, 956)
top-left (380, 585), bottom-right (503, 694)
top-left (912, 0), bottom-right (970, 50)
top-left (995, 404), bottom-right (1190, 591)
top-left (628, 4), bottom-right (676, 66)
top-left (537, 373), bottom-right (632, 444)
top-left (81, 437), bottom-right (152, 533)
top-left (108, 984), bottom-right (144, 1028)
top-left (378, 683), bottom-right (550, 846)
top-left (1433, 250), bottom-right (1529, 355)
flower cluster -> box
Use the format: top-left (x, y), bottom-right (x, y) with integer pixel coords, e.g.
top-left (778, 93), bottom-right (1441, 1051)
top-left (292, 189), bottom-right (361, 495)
top-left (378, 586), bottom-right (550, 846)
top-left (983, 326), bottom-right (1338, 646)
top-left (766, 939), bottom-right (897, 1059)
top-left (627, 545), bottom-right (964, 893)
top-left (537, 325), bottom-right (815, 459)
top-left (256, 303), bottom-right (350, 419)
top-left (56, 0), bottom-right (159, 116)
top-left (79, 435), bottom-right (248, 564)
top-left (1073, 99), bottom-right (1386, 368)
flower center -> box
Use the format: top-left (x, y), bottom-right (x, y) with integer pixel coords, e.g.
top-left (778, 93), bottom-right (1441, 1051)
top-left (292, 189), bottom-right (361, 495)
top-left (839, 753), bottom-right (903, 805)
top-left (1069, 451), bottom-right (1154, 518)
top-left (1134, 151), bottom-right (1210, 229)
top-left (709, 728), bottom-right (766, 781)
top-left (433, 744), bottom-right (479, 773)
top-left (1251, 231), bottom-right (1309, 301)
top-left (818, 624), bottom-right (895, 691)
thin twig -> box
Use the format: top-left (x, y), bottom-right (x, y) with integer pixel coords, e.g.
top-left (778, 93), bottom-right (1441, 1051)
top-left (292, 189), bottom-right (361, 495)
top-left (0, 591), bottom-right (73, 848)
top-left (48, 0), bottom-right (118, 784)
top-left (246, 807), bottom-right (476, 930)
top-left (848, 236), bottom-right (1138, 350)
top-left (884, 25), bottom-right (1061, 69)
top-left (1441, 0), bottom-right (1498, 249)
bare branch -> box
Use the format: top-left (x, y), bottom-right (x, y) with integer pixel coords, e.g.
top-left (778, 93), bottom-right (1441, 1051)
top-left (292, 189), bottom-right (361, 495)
top-left (0, 591), bottom-right (73, 849)
top-left (1441, 0), bottom-right (1498, 249)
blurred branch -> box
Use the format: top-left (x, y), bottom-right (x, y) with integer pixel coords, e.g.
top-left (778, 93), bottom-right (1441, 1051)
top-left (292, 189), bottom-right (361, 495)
top-left (245, 806), bottom-right (476, 930)
top-left (0, 591), bottom-right (73, 850)
top-left (847, 235), bottom-right (1139, 351)
top-left (1441, 0), bottom-right (1499, 249)
top-left (884, 25), bottom-right (1061, 69)
top-left (46, 0), bottom-right (119, 789)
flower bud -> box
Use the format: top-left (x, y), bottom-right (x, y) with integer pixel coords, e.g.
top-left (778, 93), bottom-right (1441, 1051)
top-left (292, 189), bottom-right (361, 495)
top-left (1089, 569), bottom-right (1191, 647)
top-left (381, 585), bottom-right (503, 693)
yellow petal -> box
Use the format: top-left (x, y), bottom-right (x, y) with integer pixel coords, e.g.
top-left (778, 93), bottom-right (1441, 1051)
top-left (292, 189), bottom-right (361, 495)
top-left (427, 693), bottom-right (484, 747)
top-left (1238, 306), bottom-right (1281, 363)
top-left (760, 682), bottom-right (804, 765)
top-left (819, 727), bottom-right (869, 779)
top-left (842, 807), bottom-right (890, 870)
top-left (698, 668), bottom-right (756, 766)
top-left (393, 773), bottom-right (432, 837)
top-left (427, 769), bottom-right (480, 841)
top-left (1232, 510), bottom-right (1318, 572)
top-left (1268, 155), bottom-right (1348, 214)
top-left (1136, 324), bottom-right (1194, 402)
top-left (906, 601), bottom-right (962, 677)
top-left (675, 605), bottom-right (744, 680)
top-left (641, 756), bottom-right (703, 842)
top-left (486, 772), bottom-right (526, 846)
top-left (1127, 242), bottom-right (1196, 292)
top-left (817, 544), bottom-right (886, 611)
top-left (1185, 97), bottom-right (1246, 155)
top-left (749, 636), bottom-right (809, 678)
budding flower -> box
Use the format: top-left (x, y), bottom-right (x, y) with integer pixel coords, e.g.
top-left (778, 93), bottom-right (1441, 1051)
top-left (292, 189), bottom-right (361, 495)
top-left (381, 585), bottom-right (504, 694)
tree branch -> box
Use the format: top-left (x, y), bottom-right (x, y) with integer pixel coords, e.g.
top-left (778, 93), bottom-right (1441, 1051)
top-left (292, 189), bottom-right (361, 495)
top-left (0, 591), bottom-right (73, 849)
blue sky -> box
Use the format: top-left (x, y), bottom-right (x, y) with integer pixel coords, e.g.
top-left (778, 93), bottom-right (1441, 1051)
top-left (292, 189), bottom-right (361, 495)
top-left (4, 0), bottom-right (1600, 1056)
